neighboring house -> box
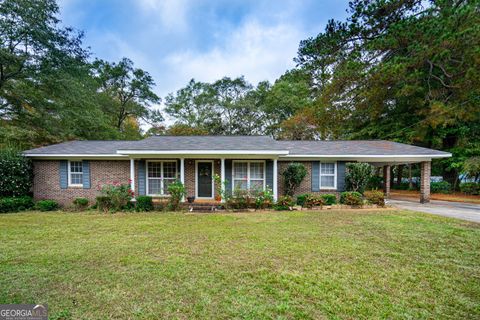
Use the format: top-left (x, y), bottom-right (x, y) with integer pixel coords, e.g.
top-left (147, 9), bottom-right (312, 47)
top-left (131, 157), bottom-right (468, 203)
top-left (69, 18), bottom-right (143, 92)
top-left (23, 136), bottom-right (451, 206)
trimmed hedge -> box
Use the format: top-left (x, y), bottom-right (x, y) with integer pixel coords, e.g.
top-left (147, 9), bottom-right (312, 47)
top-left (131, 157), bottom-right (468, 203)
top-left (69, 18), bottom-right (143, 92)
top-left (430, 181), bottom-right (451, 194)
top-left (36, 200), bottom-right (59, 211)
top-left (340, 191), bottom-right (363, 206)
top-left (136, 196), bottom-right (154, 212)
top-left (459, 182), bottom-right (479, 195)
top-left (321, 194), bottom-right (337, 205)
top-left (0, 196), bottom-right (34, 213)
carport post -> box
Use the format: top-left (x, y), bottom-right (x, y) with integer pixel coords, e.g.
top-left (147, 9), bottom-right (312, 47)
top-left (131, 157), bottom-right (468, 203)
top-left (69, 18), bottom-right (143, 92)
top-left (420, 161), bottom-right (431, 203)
top-left (383, 165), bottom-right (391, 198)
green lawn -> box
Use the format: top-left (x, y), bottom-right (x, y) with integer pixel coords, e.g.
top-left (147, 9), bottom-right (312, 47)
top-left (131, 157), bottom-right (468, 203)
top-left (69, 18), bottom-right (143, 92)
top-left (0, 210), bottom-right (479, 319)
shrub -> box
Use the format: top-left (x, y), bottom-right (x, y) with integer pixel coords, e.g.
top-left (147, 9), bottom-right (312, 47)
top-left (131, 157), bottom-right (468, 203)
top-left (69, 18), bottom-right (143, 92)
top-left (0, 149), bottom-right (33, 197)
top-left (0, 196), bottom-right (34, 213)
top-left (36, 199), bottom-right (59, 211)
top-left (227, 189), bottom-right (253, 210)
top-left (73, 197), bottom-right (89, 210)
top-left (340, 191), bottom-right (363, 206)
top-left (430, 181), bottom-right (451, 194)
top-left (296, 194), bottom-right (310, 207)
top-left (367, 175), bottom-right (384, 190)
top-left (136, 196), bottom-right (154, 212)
top-left (254, 188), bottom-right (274, 209)
top-left (364, 190), bottom-right (385, 207)
top-left (98, 182), bottom-right (133, 211)
top-left (463, 156), bottom-right (480, 182)
top-left (321, 194), bottom-right (337, 205)
top-left (303, 195), bottom-right (325, 208)
top-left (459, 182), bottom-right (479, 195)
top-left (96, 196), bottom-right (112, 213)
top-left (345, 163), bottom-right (374, 194)
top-left (167, 181), bottom-right (186, 211)
top-left (273, 195), bottom-right (294, 211)
top-left (391, 182), bottom-right (411, 190)
top-left (282, 163), bottom-right (307, 196)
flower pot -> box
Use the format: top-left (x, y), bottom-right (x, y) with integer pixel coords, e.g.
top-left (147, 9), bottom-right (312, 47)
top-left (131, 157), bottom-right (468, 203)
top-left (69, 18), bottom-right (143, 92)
top-left (215, 195), bottom-right (222, 202)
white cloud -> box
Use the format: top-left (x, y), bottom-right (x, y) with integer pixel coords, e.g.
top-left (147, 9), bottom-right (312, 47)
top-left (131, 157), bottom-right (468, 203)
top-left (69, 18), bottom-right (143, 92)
top-left (136, 0), bottom-right (190, 31)
top-left (163, 19), bottom-right (301, 90)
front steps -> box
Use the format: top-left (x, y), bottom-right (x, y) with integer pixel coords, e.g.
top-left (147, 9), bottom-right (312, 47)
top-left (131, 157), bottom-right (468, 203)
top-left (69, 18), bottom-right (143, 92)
top-left (182, 202), bottom-right (222, 213)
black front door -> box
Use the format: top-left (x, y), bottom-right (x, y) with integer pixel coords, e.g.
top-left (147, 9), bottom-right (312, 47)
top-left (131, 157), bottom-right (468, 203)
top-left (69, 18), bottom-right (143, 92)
top-left (197, 162), bottom-right (213, 198)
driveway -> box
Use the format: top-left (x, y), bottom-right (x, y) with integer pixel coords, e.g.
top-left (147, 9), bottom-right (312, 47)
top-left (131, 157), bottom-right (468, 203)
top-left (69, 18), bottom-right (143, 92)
top-left (388, 199), bottom-right (480, 223)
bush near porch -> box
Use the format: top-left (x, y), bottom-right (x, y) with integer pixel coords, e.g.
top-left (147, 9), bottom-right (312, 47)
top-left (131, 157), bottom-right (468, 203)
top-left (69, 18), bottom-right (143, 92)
top-left (0, 210), bottom-right (478, 319)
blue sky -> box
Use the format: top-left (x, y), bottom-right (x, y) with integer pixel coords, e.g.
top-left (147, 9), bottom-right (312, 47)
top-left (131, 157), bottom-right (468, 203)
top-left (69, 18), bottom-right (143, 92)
top-left (59, 0), bottom-right (350, 100)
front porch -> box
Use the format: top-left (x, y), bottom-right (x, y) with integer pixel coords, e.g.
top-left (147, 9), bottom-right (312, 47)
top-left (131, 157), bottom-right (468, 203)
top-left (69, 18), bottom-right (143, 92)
top-left (128, 157), bottom-right (279, 203)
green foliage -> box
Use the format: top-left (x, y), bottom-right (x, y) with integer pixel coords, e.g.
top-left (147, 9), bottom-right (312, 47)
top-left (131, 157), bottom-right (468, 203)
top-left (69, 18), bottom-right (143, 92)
top-left (273, 196), bottom-right (294, 211)
top-left (321, 194), bottom-right (337, 205)
top-left (254, 188), bottom-right (274, 209)
top-left (463, 157), bottom-right (480, 182)
top-left (367, 175), bottom-right (384, 191)
top-left (73, 198), bottom-right (89, 211)
top-left (282, 163), bottom-right (307, 196)
top-left (226, 189), bottom-right (253, 210)
top-left (296, 194), bottom-right (310, 207)
top-left (167, 181), bottom-right (186, 211)
top-left (135, 196), bottom-right (154, 212)
top-left (345, 163), bottom-right (374, 194)
top-left (303, 195), bottom-right (325, 209)
top-left (98, 183), bottom-right (133, 212)
top-left (36, 200), bottom-right (59, 211)
top-left (340, 192), bottom-right (363, 206)
top-left (459, 183), bottom-right (479, 195)
top-left (431, 181), bottom-right (452, 194)
top-left (0, 196), bottom-right (34, 213)
top-left (364, 191), bottom-right (385, 207)
top-left (0, 149), bottom-right (33, 197)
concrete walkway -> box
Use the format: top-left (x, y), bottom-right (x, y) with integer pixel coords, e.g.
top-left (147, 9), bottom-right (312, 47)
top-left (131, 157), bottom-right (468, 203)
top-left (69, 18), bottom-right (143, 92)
top-left (388, 199), bottom-right (480, 223)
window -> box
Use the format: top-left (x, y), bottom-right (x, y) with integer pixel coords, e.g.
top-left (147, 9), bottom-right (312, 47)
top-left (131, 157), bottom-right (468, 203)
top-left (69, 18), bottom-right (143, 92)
top-left (320, 162), bottom-right (336, 189)
top-left (232, 161), bottom-right (265, 191)
top-left (68, 161), bottom-right (83, 186)
top-left (147, 161), bottom-right (177, 195)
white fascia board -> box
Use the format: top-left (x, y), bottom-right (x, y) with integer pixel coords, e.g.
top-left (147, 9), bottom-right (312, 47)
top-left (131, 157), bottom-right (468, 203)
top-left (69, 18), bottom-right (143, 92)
top-left (116, 150), bottom-right (289, 155)
top-left (280, 153), bottom-right (451, 162)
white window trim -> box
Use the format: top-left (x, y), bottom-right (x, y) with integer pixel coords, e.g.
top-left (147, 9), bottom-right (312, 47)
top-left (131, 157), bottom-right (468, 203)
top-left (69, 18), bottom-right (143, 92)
top-left (232, 160), bottom-right (266, 192)
top-left (319, 161), bottom-right (337, 190)
top-left (146, 160), bottom-right (178, 196)
top-left (195, 160), bottom-right (215, 199)
top-left (68, 160), bottom-right (83, 187)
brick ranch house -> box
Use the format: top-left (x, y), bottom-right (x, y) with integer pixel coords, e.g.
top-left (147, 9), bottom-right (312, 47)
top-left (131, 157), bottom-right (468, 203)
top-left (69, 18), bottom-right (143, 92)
top-left (23, 136), bottom-right (451, 206)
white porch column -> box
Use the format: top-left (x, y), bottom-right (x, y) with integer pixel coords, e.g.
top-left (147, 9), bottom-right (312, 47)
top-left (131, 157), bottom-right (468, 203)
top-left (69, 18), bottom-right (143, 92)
top-left (180, 158), bottom-right (185, 202)
top-left (129, 158), bottom-right (135, 200)
top-left (273, 159), bottom-right (278, 201)
top-left (220, 158), bottom-right (226, 203)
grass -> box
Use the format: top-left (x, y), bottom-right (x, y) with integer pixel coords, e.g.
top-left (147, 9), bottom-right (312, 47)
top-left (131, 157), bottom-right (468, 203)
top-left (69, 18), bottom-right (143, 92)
top-left (1, 210), bottom-right (479, 319)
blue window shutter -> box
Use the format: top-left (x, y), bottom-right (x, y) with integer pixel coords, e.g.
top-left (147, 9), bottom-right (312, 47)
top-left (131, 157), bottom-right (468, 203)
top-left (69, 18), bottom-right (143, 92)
top-left (82, 160), bottom-right (91, 189)
top-left (138, 160), bottom-right (146, 196)
top-left (225, 160), bottom-right (232, 196)
top-left (311, 161), bottom-right (320, 192)
top-left (59, 160), bottom-right (68, 189)
top-left (337, 161), bottom-right (346, 191)
top-left (266, 160), bottom-right (273, 190)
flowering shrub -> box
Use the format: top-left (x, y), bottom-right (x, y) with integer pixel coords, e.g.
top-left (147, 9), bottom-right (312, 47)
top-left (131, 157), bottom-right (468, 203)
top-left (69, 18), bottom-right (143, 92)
top-left (254, 188), bottom-right (274, 209)
top-left (0, 149), bottom-right (33, 197)
top-left (97, 182), bottom-right (133, 212)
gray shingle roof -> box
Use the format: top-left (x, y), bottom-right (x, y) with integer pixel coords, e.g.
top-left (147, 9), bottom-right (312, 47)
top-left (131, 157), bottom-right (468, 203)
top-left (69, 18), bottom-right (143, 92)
top-left (277, 140), bottom-right (450, 156)
top-left (23, 136), bottom-right (450, 156)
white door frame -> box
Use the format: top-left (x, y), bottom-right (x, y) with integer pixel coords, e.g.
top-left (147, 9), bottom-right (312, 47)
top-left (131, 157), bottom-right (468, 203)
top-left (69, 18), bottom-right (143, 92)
top-left (195, 160), bottom-right (214, 199)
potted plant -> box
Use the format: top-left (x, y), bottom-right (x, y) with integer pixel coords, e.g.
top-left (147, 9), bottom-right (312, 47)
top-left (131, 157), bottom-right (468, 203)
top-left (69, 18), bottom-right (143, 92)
top-left (215, 194), bottom-right (222, 202)
top-left (187, 196), bottom-right (195, 203)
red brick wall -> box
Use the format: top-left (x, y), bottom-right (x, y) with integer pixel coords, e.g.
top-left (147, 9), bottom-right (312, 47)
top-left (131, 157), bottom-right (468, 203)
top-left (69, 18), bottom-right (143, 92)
top-left (33, 160), bottom-right (130, 207)
top-left (277, 161), bottom-right (340, 198)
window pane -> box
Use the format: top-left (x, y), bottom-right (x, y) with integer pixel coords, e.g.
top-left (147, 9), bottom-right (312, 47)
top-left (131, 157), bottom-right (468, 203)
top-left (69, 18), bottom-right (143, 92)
top-left (321, 163), bottom-right (335, 174)
top-left (234, 162), bottom-right (248, 179)
top-left (70, 161), bottom-right (83, 173)
top-left (321, 176), bottom-right (335, 188)
top-left (250, 163), bottom-right (264, 179)
top-left (71, 173), bottom-right (82, 185)
top-left (234, 180), bottom-right (247, 190)
top-left (148, 179), bottom-right (161, 194)
top-left (163, 179), bottom-right (175, 194)
top-left (148, 162), bottom-right (162, 178)
top-left (163, 162), bottom-right (176, 178)
top-left (250, 179), bottom-right (263, 190)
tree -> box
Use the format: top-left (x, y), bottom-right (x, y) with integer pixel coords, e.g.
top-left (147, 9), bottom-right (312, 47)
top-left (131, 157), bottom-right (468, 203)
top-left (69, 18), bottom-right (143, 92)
top-left (0, 148), bottom-right (33, 197)
top-left (282, 163), bottom-right (307, 196)
top-left (463, 157), bottom-right (480, 182)
top-left (94, 58), bottom-right (162, 137)
top-left (295, 0), bottom-right (480, 183)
